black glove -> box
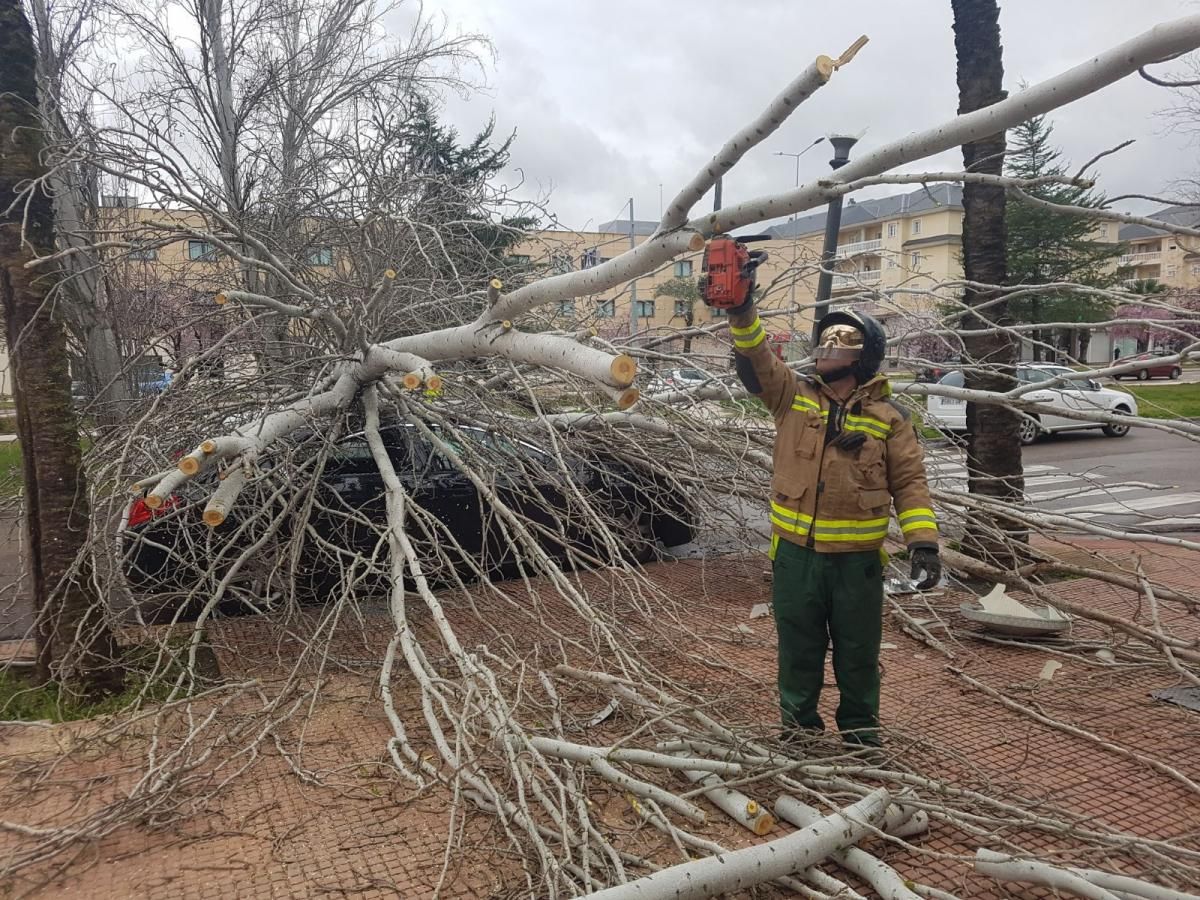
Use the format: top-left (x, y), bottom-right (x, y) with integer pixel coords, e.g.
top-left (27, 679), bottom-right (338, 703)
top-left (909, 545), bottom-right (941, 590)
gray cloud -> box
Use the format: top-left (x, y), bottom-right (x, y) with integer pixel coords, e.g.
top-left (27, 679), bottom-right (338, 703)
top-left (428, 0), bottom-right (1199, 228)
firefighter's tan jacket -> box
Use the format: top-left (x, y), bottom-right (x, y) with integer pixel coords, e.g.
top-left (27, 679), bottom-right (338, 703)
top-left (730, 310), bottom-right (938, 554)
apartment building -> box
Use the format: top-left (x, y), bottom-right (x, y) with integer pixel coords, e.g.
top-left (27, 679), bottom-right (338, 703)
top-left (1118, 205), bottom-right (1200, 289)
top-left (513, 185), bottom-right (969, 362)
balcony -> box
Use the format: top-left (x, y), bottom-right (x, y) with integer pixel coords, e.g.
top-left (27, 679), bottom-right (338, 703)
top-left (1119, 251), bottom-right (1161, 266)
top-left (836, 238), bottom-right (883, 259)
top-left (831, 269), bottom-right (883, 290)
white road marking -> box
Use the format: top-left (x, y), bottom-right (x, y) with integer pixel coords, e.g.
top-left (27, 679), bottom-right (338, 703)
top-left (1062, 493), bottom-right (1200, 517)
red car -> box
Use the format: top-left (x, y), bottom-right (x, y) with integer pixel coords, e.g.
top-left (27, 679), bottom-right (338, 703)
top-left (1114, 351), bottom-right (1183, 381)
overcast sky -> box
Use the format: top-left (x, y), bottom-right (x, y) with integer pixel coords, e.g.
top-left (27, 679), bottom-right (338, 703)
top-left (420, 0), bottom-right (1200, 231)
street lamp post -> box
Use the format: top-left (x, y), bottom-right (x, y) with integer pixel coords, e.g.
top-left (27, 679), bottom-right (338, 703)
top-left (812, 134), bottom-right (859, 343)
top-left (774, 137), bottom-right (824, 350)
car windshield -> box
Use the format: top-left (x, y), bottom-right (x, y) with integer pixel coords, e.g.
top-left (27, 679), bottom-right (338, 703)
top-left (938, 371), bottom-right (965, 387)
top-left (679, 368), bottom-right (705, 380)
top-left (1025, 367), bottom-right (1092, 391)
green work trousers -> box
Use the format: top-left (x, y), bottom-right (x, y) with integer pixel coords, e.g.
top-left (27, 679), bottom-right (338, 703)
top-left (771, 538), bottom-right (884, 745)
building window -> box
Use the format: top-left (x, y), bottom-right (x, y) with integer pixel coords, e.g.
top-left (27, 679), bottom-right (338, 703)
top-left (911, 219), bottom-right (922, 235)
top-left (1167, 264), bottom-right (1177, 278)
top-left (1099, 223), bottom-right (1109, 239)
top-left (509, 254), bottom-right (531, 265)
top-left (307, 247), bottom-right (334, 266)
top-left (1191, 264), bottom-right (1200, 276)
top-left (558, 299), bottom-right (576, 316)
top-left (910, 252), bottom-right (921, 269)
top-left (596, 299), bottom-right (615, 318)
top-left (580, 249), bottom-right (610, 269)
top-left (551, 253), bottom-right (573, 274)
top-left (673, 299), bottom-right (690, 317)
top-left (673, 260), bottom-right (693, 277)
top-left (711, 306), bottom-right (726, 317)
top-left (188, 240), bottom-right (217, 261)
top-left (887, 258), bottom-right (898, 269)
top-left (886, 222), bottom-right (898, 239)
top-left (635, 299), bottom-right (656, 318)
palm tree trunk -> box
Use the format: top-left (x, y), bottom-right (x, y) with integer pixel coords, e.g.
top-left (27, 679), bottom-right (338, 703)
top-left (951, 0), bottom-right (1027, 568)
top-left (0, 0), bottom-right (123, 696)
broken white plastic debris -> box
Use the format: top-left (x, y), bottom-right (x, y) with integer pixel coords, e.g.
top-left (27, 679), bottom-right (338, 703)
top-left (749, 603), bottom-right (771, 620)
top-left (977, 583), bottom-right (1041, 619)
top-left (1038, 660), bottom-right (1063, 681)
top-left (1095, 648), bottom-right (1117, 664)
top-left (881, 642), bottom-right (898, 650)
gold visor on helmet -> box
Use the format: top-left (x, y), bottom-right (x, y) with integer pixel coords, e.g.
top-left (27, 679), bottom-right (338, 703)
top-left (813, 322), bottom-right (863, 360)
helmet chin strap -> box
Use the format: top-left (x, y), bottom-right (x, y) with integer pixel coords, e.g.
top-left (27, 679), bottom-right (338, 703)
top-left (815, 364), bottom-right (858, 384)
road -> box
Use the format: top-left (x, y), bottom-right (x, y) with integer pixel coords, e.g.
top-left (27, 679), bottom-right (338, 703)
top-left (927, 425), bottom-right (1200, 533)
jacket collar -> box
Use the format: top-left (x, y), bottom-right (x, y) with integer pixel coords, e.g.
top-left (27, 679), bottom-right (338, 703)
top-left (809, 373), bottom-right (891, 405)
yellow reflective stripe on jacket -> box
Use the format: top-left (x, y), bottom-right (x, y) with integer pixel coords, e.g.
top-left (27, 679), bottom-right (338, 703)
top-left (844, 414), bottom-right (891, 438)
top-left (898, 507), bottom-right (938, 534)
top-left (791, 395), bottom-right (826, 416)
top-left (770, 501), bottom-right (889, 542)
top-left (789, 398), bottom-right (889, 438)
top-left (730, 317), bottom-right (767, 350)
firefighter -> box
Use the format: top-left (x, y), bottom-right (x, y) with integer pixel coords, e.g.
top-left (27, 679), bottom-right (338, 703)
top-left (728, 295), bottom-right (940, 755)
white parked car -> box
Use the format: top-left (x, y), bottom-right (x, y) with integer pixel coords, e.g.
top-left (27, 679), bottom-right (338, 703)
top-left (646, 367), bottom-right (713, 393)
top-left (925, 366), bottom-right (1138, 445)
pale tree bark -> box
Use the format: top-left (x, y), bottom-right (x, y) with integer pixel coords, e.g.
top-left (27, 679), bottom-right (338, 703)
top-left (27, 0), bottom-right (132, 419)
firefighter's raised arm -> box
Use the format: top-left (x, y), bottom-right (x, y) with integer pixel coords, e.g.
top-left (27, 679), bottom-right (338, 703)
top-left (728, 301), bottom-right (796, 419)
top-left (698, 236), bottom-right (795, 418)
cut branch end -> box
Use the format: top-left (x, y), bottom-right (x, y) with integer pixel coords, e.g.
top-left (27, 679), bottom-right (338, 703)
top-left (610, 354), bottom-right (638, 387)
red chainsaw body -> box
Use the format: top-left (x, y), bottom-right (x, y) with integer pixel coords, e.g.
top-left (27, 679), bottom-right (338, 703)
top-left (700, 237), bottom-right (755, 310)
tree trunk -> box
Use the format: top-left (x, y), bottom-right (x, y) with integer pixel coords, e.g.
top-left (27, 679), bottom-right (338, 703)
top-left (0, 0), bottom-right (123, 696)
top-left (951, 0), bottom-right (1027, 568)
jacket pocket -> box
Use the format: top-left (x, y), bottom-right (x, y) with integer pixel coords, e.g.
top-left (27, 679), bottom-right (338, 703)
top-left (856, 437), bottom-right (888, 490)
top-left (771, 478), bottom-right (809, 502)
top-left (858, 487), bottom-right (891, 515)
top-left (791, 412), bottom-right (822, 459)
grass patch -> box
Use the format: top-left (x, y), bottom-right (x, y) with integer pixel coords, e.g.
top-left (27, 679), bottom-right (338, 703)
top-left (0, 636), bottom-right (220, 723)
top-left (1121, 383), bottom-right (1200, 419)
top-left (0, 441), bottom-right (21, 495)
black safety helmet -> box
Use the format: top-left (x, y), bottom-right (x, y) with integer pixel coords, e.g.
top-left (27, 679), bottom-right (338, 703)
top-left (814, 309), bottom-right (887, 384)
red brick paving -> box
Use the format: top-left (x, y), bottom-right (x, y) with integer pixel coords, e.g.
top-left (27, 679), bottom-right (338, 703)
top-left (1, 540), bottom-right (1198, 898)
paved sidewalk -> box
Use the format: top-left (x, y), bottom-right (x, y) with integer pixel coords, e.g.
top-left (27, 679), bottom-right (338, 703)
top-left (1, 541), bottom-right (1198, 898)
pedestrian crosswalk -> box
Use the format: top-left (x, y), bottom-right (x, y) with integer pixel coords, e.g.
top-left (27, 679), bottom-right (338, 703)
top-left (925, 448), bottom-right (1200, 532)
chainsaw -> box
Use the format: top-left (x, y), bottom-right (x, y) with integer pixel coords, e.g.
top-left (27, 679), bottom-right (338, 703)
top-left (698, 234), bottom-right (770, 310)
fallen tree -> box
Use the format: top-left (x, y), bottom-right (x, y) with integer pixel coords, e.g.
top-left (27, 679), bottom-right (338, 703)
top-left (1, 11), bottom-right (1199, 900)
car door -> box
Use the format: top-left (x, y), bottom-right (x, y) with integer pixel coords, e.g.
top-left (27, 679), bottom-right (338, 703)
top-left (1046, 367), bottom-right (1100, 428)
top-left (1019, 367), bottom-right (1072, 429)
top-left (405, 429), bottom-right (488, 577)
